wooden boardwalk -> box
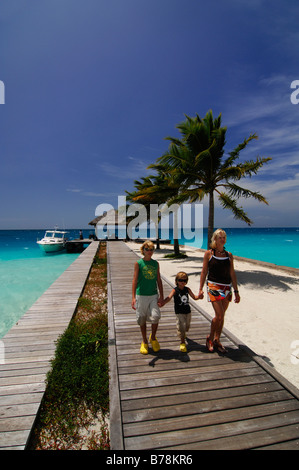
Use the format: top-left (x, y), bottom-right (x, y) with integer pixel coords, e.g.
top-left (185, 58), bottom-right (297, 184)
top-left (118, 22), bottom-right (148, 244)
top-left (107, 241), bottom-right (299, 450)
top-left (0, 241), bottom-right (99, 450)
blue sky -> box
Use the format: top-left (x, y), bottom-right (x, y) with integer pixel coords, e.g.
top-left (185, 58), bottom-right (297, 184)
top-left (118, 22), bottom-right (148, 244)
top-left (0, 0), bottom-right (299, 229)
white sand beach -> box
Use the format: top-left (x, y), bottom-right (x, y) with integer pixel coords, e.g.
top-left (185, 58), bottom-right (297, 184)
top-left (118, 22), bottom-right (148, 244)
top-left (127, 241), bottom-right (299, 391)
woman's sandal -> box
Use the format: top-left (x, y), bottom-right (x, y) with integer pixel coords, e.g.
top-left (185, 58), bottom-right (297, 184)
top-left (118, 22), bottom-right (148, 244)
top-left (206, 336), bottom-right (214, 352)
top-left (213, 339), bottom-right (227, 354)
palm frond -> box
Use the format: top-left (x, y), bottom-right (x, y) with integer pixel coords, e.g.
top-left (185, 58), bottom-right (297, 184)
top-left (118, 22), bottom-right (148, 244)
top-left (164, 136), bottom-right (185, 148)
top-left (215, 166), bottom-right (244, 182)
top-left (223, 183), bottom-right (269, 204)
top-left (187, 186), bottom-right (207, 202)
top-left (236, 157), bottom-right (272, 177)
top-left (155, 143), bottom-right (191, 169)
top-left (219, 156), bottom-right (271, 182)
top-left (225, 133), bottom-right (258, 166)
top-left (217, 192), bottom-right (253, 225)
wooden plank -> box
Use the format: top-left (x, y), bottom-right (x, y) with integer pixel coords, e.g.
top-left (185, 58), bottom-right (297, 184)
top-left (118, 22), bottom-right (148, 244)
top-left (123, 400), bottom-right (299, 438)
top-left (122, 390), bottom-right (296, 424)
top-left (120, 373), bottom-right (277, 401)
top-left (163, 423), bottom-right (299, 450)
top-left (0, 430), bottom-right (31, 449)
top-left (121, 381), bottom-right (283, 411)
top-left (0, 241), bottom-right (99, 450)
top-left (124, 410), bottom-right (299, 450)
top-left (107, 240), bottom-right (299, 451)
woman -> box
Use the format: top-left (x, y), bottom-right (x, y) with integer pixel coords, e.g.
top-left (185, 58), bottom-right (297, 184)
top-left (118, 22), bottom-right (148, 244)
top-left (199, 229), bottom-right (240, 353)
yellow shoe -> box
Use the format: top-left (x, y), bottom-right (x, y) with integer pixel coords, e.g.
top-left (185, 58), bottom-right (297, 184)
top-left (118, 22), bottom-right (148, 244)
top-left (180, 343), bottom-right (187, 353)
top-left (140, 342), bottom-right (149, 354)
top-left (149, 334), bottom-right (160, 352)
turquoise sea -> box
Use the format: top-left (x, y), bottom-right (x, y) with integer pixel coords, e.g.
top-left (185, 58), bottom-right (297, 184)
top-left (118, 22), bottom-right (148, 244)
top-left (173, 227), bottom-right (299, 268)
top-left (0, 229), bottom-right (92, 338)
top-left (0, 227), bottom-right (298, 339)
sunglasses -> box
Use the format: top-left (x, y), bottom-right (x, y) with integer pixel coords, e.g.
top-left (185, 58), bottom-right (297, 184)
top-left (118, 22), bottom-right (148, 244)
top-left (178, 279), bottom-right (187, 283)
top-left (144, 248), bottom-right (154, 251)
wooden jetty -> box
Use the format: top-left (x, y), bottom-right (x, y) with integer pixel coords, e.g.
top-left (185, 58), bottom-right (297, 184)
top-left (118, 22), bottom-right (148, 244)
top-left (107, 241), bottom-right (299, 450)
top-left (0, 241), bottom-right (99, 450)
top-left (65, 238), bottom-right (93, 253)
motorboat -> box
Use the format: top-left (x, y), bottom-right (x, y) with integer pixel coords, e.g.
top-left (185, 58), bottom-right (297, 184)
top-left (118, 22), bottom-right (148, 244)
top-left (37, 229), bottom-right (69, 253)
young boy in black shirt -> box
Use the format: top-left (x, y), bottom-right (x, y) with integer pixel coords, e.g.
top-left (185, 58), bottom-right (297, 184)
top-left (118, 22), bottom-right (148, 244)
top-left (162, 271), bottom-right (202, 352)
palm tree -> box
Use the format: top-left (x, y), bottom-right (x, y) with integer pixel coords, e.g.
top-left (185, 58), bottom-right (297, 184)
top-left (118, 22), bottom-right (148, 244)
top-left (126, 166), bottom-right (183, 255)
top-left (154, 111), bottom-right (271, 248)
top-left (126, 175), bottom-right (162, 247)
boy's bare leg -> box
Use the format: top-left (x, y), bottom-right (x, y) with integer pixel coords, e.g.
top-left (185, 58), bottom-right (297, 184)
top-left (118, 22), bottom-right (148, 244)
top-left (151, 323), bottom-right (158, 340)
top-left (140, 324), bottom-right (148, 343)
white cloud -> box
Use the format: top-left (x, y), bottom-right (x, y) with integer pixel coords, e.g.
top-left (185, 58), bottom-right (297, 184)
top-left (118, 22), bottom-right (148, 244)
top-left (225, 173), bottom-right (299, 224)
top-left (97, 157), bottom-right (151, 181)
top-left (66, 188), bottom-right (120, 198)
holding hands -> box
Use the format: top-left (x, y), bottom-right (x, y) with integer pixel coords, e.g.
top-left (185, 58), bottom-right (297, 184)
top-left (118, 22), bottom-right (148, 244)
top-left (198, 290), bottom-right (204, 300)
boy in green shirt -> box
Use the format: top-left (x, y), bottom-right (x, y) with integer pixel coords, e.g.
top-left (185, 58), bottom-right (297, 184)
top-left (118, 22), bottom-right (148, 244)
top-left (132, 240), bottom-right (164, 354)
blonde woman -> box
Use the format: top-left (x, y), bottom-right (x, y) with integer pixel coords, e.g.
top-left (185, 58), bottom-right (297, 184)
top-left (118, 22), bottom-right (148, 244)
top-left (132, 240), bottom-right (164, 354)
top-left (199, 229), bottom-right (240, 353)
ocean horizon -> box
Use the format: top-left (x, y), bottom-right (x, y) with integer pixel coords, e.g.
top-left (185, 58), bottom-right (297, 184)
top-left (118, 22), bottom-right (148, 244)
top-left (173, 227), bottom-right (299, 269)
top-left (0, 227), bottom-right (298, 339)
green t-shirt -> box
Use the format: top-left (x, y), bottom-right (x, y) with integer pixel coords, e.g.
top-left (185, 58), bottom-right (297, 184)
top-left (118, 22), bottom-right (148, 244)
top-left (136, 258), bottom-right (158, 296)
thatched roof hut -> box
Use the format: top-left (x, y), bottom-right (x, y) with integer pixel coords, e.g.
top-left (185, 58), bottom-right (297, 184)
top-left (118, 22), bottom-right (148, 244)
top-left (88, 209), bottom-right (127, 227)
top-left (89, 209), bottom-right (128, 239)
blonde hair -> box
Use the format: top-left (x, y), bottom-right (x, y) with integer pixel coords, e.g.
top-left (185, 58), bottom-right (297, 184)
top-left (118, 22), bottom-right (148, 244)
top-left (210, 229), bottom-right (227, 249)
top-left (140, 240), bottom-right (155, 254)
top-left (175, 271), bottom-right (188, 285)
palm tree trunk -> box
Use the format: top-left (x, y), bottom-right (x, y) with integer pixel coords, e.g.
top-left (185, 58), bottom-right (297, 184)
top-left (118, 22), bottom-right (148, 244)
top-left (154, 221), bottom-right (160, 249)
top-left (173, 238), bottom-right (180, 256)
top-left (173, 206), bottom-right (180, 256)
top-left (207, 190), bottom-right (214, 249)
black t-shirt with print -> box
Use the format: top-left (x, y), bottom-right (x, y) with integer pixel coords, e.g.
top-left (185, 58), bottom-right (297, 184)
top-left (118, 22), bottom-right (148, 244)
top-left (174, 286), bottom-right (191, 314)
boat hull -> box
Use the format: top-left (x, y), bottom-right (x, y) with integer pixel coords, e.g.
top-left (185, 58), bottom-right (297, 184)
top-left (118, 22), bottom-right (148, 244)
top-left (37, 242), bottom-right (66, 253)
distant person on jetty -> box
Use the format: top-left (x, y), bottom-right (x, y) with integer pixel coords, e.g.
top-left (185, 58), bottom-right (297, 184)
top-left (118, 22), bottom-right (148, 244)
top-left (161, 271), bottom-right (202, 353)
top-left (132, 240), bottom-right (164, 355)
top-left (199, 229), bottom-right (240, 353)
